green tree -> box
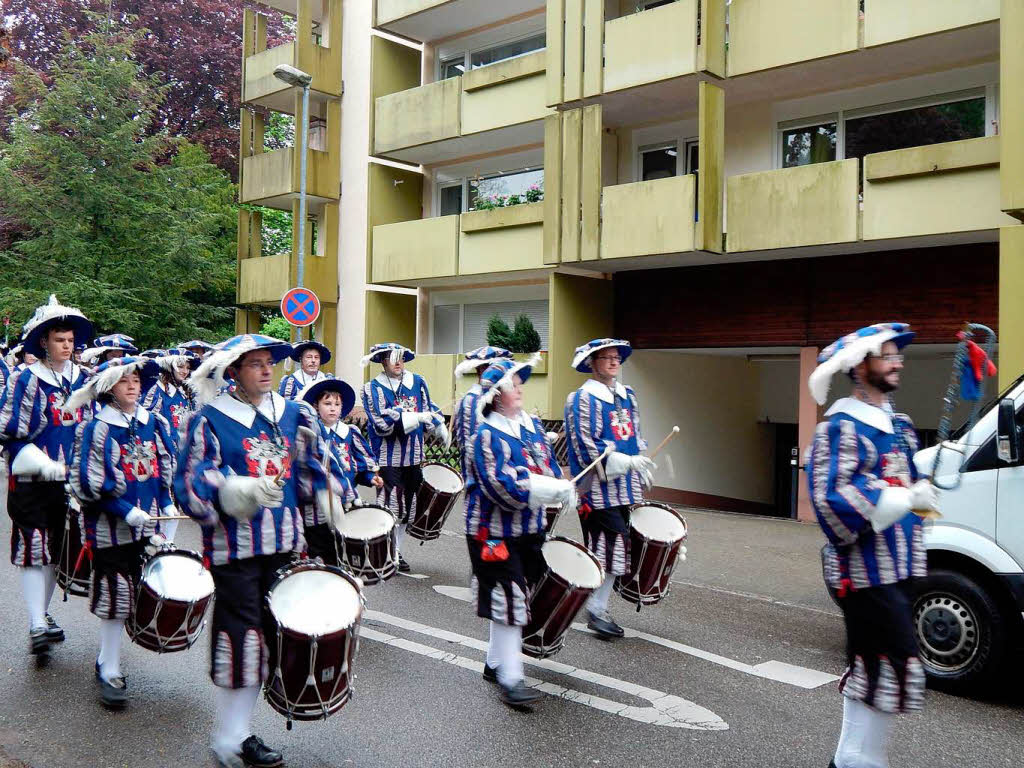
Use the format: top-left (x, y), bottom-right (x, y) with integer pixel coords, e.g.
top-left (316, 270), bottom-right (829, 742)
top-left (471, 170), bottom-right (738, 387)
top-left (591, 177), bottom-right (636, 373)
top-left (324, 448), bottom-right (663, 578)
top-left (486, 313), bottom-right (514, 350)
top-left (0, 23), bottom-right (237, 347)
top-left (259, 315), bottom-right (292, 342)
top-left (509, 314), bottom-right (541, 353)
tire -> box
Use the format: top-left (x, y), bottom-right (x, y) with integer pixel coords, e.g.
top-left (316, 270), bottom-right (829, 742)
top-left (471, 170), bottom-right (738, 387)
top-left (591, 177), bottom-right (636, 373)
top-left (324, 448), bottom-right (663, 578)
top-left (912, 568), bottom-right (1007, 694)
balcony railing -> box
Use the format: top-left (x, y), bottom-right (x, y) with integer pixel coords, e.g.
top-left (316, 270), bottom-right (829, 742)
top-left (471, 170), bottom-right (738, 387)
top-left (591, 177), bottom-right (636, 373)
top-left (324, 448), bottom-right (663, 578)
top-left (237, 251), bottom-right (338, 306)
top-left (603, 0), bottom-right (698, 93)
top-left (374, 0), bottom-right (545, 44)
top-left (600, 176), bottom-right (696, 260)
top-left (239, 148), bottom-right (338, 210)
top-left (371, 215), bottom-right (460, 283)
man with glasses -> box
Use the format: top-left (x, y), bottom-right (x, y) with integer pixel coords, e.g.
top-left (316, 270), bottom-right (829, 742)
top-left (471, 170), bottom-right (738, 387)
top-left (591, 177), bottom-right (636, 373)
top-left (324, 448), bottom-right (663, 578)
top-left (564, 338), bottom-right (654, 639)
top-left (806, 323), bottom-right (939, 768)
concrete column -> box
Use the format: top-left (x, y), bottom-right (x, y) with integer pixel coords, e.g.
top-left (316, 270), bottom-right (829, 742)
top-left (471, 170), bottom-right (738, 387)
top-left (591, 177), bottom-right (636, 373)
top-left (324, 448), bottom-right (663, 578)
top-left (999, 226), bottom-right (1024, 391)
top-left (796, 346), bottom-right (821, 523)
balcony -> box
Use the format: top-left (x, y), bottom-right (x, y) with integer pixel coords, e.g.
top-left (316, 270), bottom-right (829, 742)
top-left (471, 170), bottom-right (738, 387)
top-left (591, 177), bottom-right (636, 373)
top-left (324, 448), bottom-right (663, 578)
top-left (237, 252), bottom-right (338, 306)
top-left (373, 53), bottom-right (551, 164)
top-left (600, 176), bottom-right (696, 261)
top-left (239, 148), bottom-right (339, 210)
top-left (459, 203), bottom-right (544, 275)
top-left (374, 0), bottom-right (545, 44)
top-left (726, 160), bottom-right (859, 253)
top-left (863, 0), bottom-right (998, 48)
top-left (371, 216), bottom-right (460, 284)
top-left (408, 353), bottom-right (550, 414)
top-left (602, 0), bottom-right (698, 93)
top-left (862, 136), bottom-right (1015, 240)
top-left (242, 1), bottom-right (341, 114)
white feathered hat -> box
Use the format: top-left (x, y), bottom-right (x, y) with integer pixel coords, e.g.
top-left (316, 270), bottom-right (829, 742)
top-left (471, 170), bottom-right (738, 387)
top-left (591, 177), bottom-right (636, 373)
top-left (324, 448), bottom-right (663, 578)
top-left (21, 295), bottom-right (94, 358)
top-left (808, 323), bottom-right (915, 406)
top-left (187, 334), bottom-right (292, 407)
top-left (454, 346), bottom-right (514, 378)
top-left (475, 354), bottom-right (541, 420)
top-left (64, 356), bottom-right (158, 413)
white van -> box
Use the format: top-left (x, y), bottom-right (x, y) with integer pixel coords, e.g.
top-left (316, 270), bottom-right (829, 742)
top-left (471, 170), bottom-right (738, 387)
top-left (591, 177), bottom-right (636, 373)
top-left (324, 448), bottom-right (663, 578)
top-left (909, 375), bottom-right (1024, 692)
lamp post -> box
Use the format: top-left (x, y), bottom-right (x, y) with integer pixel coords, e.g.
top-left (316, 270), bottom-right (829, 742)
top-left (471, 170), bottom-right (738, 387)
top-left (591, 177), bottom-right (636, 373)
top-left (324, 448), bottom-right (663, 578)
top-left (273, 64), bottom-right (313, 344)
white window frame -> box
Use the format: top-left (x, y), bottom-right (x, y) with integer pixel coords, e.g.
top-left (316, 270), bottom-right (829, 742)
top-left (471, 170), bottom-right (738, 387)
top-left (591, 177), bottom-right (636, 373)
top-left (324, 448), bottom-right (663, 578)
top-left (774, 88), bottom-right (990, 170)
top-left (637, 137), bottom-right (700, 182)
top-left (434, 166), bottom-right (544, 216)
top-left (437, 30), bottom-right (546, 81)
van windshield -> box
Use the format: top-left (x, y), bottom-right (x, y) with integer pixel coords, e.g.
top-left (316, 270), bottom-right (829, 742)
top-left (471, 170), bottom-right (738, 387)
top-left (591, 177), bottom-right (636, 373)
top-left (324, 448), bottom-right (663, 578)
top-left (949, 371), bottom-right (1024, 440)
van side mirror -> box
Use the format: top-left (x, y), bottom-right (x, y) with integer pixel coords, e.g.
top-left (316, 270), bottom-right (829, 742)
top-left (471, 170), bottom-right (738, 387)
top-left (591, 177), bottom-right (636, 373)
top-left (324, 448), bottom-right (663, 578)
top-left (996, 398), bottom-right (1020, 464)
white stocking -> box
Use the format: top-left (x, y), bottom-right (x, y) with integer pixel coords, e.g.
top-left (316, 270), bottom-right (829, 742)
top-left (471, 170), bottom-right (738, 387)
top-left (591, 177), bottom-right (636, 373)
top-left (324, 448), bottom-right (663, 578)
top-left (97, 619), bottom-right (125, 682)
top-left (394, 523), bottom-right (407, 554)
top-left (586, 574), bottom-right (615, 616)
top-left (834, 696), bottom-right (893, 768)
top-left (21, 567), bottom-right (47, 631)
top-left (486, 622), bottom-right (501, 669)
top-left (491, 622), bottom-right (524, 688)
top-left (42, 564), bottom-right (57, 612)
top-left (212, 685), bottom-right (260, 757)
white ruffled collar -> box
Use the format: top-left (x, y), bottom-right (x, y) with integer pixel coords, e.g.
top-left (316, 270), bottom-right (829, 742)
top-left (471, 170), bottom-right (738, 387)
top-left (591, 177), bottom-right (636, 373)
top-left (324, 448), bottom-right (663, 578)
top-left (293, 369), bottom-right (327, 387)
top-left (29, 360), bottom-right (81, 389)
top-left (582, 378), bottom-right (627, 404)
top-left (326, 421), bottom-right (351, 439)
top-left (374, 371), bottom-right (414, 391)
top-left (210, 391), bottom-right (287, 428)
top-left (96, 403), bottom-right (150, 427)
top-left (485, 410), bottom-right (521, 440)
top-left (825, 397), bottom-right (894, 434)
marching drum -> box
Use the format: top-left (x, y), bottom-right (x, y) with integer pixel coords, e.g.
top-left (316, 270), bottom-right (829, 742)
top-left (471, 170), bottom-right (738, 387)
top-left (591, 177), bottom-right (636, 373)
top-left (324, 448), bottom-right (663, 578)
top-left (127, 547), bottom-right (214, 653)
top-left (522, 537), bottom-right (603, 659)
top-left (57, 509), bottom-right (91, 598)
top-left (614, 503), bottom-right (687, 607)
top-left (408, 463), bottom-right (465, 541)
top-left (337, 504), bottom-right (397, 585)
top-left (264, 562), bottom-right (364, 723)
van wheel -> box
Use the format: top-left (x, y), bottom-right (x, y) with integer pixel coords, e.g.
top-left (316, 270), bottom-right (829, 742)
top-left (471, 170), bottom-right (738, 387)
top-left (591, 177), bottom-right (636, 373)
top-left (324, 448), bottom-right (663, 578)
top-left (912, 569), bottom-right (1006, 693)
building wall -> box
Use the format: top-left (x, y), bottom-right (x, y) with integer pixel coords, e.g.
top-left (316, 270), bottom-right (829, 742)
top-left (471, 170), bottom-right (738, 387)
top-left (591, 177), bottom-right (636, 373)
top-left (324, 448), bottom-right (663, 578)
top-left (627, 351), bottom-right (774, 506)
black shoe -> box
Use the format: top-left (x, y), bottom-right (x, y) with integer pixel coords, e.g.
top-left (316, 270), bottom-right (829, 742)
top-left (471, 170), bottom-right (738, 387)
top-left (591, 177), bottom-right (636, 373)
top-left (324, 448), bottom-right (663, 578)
top-left (45, 614), bottom-right (65, 642)
top-left (499, 680), bottom-right (542, 710)
top-left (97, 667), bottom-right (128, 710)
top-left (587, 611), bottom-right (625, 639)
top-left (240, 735), bottom-right (283, 768)
top-left (482, 663), bottom-right (498, 683)
top-left (29, 628), bottom-right (50, 656)
top-left (398, 554), bottom-right (411, 573)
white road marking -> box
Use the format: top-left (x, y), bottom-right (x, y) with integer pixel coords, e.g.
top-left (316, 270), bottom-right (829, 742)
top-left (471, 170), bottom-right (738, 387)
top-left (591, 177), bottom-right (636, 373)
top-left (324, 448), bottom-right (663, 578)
top-left (433, 585), bottom-right (838, 689)
top-left (362, 610), bottom-right (728, 730)
top-left (395, 572), bottom-right (429, 580)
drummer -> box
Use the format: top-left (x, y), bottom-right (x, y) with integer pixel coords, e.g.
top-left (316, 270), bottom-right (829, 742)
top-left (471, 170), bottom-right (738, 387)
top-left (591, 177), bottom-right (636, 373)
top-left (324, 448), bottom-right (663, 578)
top-left (298, 378), bottom-right (383, 565)
top-left (66, 356), bottom-right (177, 709)
top-left (466, 356), bottom-right (576, 709)
top-left (452, 346), bottom-right (513, 476)
top-left (278, 340), bottom-right (333, 400)
top-left (175, 333), bottom-right (342, 768)
top-left (564, 338), bottom-right (655, 639)
top-left (360, 342), bottom-right (450, 573)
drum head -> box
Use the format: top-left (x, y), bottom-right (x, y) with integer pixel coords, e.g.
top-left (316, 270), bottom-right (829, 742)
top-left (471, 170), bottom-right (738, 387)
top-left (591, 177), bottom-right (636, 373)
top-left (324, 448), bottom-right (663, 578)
top-left (631, 504), bottom-right (687, 543)
top-left (269, 568), bottom-right (361, 635)
top-left (337, 506), bottom-right (395, 540)
top-left (142, 552), bottom-right (214, 602)
top-left (421, 463), bottom-right (464, 493)
top-left (542, 538), bottom-right (603, 589)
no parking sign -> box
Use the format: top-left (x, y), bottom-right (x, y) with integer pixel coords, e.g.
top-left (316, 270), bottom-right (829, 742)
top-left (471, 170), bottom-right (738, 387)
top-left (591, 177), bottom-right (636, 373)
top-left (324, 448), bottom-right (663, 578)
top-left (281, 288), bottom-right (321, 327)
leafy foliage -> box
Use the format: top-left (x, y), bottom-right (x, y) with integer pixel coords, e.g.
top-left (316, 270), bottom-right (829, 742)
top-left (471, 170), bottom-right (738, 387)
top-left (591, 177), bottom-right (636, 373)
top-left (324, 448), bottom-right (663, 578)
top-left (0, 25), bottom-right (236, 347)
top-left (485, 314), bottom-right (514, 350)
top-left (259, 315), bottom-right (292, 342)
top-left (510, 314), bottom-right (541, 353)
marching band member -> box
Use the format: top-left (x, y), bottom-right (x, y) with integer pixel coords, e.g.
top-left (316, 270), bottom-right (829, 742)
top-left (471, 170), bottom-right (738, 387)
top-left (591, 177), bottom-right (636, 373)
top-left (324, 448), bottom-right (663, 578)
top-left (66, 357), bottom-right (177, 709)
top-left (10, 342), bottom-right (37, 370)
top-left (0, 295), bottom-right (93, 657)
top-left (298, 378), bottom-right (382, 564)
top-left (0, 352), bottom-right (9, 393)
top-left (278, 340), bottom-right (332, 400)
top-left (80, 334), bottom-right (138, 369)
top-left (180, 339), bottom-right (215, 359)
top-left (452, 346), bottom-right (513, 476)
top-left (807, 323), bottom-right (938, 768)
top-left (466, 356), bottom-right (575, 709)
top-left (175, 333), bottom-right (341, 768)
top-left (564, 338), bottom-right (654, 639)
top-left (360, 342), bottom-right (450, 573)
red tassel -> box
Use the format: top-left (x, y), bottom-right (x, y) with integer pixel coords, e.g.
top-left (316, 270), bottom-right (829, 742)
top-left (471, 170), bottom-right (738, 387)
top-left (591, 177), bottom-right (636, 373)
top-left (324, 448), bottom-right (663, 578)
top-left (837, 577), bottom-right (853, 599)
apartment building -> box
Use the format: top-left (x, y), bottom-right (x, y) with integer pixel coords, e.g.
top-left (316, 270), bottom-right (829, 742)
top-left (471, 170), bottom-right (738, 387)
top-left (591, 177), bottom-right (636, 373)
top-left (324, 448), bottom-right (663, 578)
top-left (234, 0), bottom-right (1023, 520)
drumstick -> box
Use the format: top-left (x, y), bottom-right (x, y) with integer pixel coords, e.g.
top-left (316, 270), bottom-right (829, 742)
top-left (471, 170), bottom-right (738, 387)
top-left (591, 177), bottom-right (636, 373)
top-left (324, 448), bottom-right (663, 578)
top-left (151, 514), bottom-right (193, 521)
top-left (648, 426), bottom-right (680, 461)
top-left (571, 446), bottom-right (612, 485)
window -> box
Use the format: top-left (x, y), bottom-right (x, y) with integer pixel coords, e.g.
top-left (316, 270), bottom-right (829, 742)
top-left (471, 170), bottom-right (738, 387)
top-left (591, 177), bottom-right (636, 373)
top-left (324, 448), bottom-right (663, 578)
top-left (438, 32), bottom-right (545, 80)
top-left (469, 168), bottom-right (543, 210)
top-left (778, 91), bottom-right (988, 169)
top-left (781, 121), bottom-right (838, 168)
top-left (431, 300), bottom-right (550, 353)
top-left (432, 305), bottom-right (460, 354)
top-left (439, 184), bottom-right (463, 216)
top-left (638, 139), bottom-right (699, 181)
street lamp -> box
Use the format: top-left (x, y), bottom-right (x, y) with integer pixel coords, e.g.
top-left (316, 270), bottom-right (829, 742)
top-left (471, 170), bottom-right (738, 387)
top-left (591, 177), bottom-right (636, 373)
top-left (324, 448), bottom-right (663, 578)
top-left (273, 64), bottom-right (313, 345)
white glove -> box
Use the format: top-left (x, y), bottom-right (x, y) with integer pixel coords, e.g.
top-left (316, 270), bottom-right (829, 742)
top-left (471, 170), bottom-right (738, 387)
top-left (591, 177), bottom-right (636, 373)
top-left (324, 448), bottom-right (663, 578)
top-left (420, 411), bottom-right (436, 425)
top-left (432, 422), bottom-right (451, 450)
top-left (545, 431), bottom-right (559, 445)
top-left (400, 412), bottom-right (422, 433)
top-left (68, 495), bottom-right (82, 513)
top-left (605, 452), bottom-right (656, 481)
top-left (871, 486), bottom-right (912, 532)
top-left (329, 504), bottom-right (346, 531)
top-left (527, 474), bottom-right (574, 509)
top-left (10, 444), bottom-right (67, 481)
top-left (910, 480), bottom-right (939, 512)
top-left (219, 475), bottom-right (283, 520)
top-left (125, 507), bottom-right (151, 528)
top-left (317, 487), bottom-right (345, 520)
top-left (161, 504), bottom-right (177, 518)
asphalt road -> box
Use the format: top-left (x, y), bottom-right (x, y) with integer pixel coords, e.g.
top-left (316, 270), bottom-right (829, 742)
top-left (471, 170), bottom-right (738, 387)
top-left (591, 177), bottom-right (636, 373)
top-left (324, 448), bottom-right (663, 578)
top-left (0, 502), bottom-right (1020, 768)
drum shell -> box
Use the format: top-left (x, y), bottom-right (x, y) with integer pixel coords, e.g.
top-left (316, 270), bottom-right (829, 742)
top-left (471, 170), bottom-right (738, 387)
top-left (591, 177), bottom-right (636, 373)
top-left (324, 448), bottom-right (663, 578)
top-left (408, 463), bottom-right (464, 542)
top-left (265, 564), bottom-right (363, 722)
top-left (57, 512), bottom-right (91, 598)
top-left (522, 537), bottom-right (601, 659)
top-left (615, 504), bottom-right (687, 606)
